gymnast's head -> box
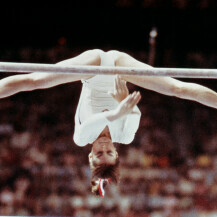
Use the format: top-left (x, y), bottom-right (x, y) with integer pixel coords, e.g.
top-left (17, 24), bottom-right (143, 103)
top-left (88, 136), bottom-right (120, 196)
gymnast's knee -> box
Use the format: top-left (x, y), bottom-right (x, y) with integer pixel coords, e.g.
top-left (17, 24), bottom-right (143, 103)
top-left (171, 84), bottom-right (186, 98)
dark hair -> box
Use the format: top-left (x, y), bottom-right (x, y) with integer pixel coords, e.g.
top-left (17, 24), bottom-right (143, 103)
top-left (90, 158), bottom-right (120, 196)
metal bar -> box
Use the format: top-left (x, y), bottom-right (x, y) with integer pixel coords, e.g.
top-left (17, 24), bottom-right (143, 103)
top-left (0, 62), bottom-right (217, 78)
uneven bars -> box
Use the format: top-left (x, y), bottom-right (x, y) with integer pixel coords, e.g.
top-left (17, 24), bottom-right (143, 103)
top-left (0, 62), bottom-right (217, 78)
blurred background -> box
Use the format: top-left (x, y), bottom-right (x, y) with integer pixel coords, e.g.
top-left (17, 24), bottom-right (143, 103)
top-left (0, 1), bottom-right (217, 217)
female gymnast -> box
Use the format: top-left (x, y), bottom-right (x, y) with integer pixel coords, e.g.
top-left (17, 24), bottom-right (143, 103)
top-left (1, 49), bottom-right (217, 197)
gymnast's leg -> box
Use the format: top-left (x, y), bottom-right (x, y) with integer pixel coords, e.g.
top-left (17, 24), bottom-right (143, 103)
top-left (108, 50), bottom-right (217, 109)
top-left (0, 49), bottom-right (102, 99)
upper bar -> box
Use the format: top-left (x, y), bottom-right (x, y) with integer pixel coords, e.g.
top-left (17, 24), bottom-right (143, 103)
top-left (0, 62), bottom-right (217, 78)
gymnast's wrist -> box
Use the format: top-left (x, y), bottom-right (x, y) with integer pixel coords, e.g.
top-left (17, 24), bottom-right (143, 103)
top-left (104, 109), bottom-right (120, 122)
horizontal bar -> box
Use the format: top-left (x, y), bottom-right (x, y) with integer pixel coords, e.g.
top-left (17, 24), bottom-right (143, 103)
top-left (0, 62), bottom-right (217, 78)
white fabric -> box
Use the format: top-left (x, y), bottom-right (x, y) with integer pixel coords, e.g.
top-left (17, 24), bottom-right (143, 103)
top-left (73, 51), bottom-right (141, 147)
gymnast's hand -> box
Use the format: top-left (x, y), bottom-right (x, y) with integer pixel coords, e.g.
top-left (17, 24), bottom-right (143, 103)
top-left (109, 75), bottom-right (129, 103)
top-left (114, 91), bottom-right (141, 118)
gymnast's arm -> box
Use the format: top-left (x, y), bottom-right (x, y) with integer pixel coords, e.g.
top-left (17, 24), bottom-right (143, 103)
top-left (0, 49), bottom-right (102, 99)
top-left (108, 50), bottom-right (217, 109)
top-left (108, 75), bottom-right (141, 142)
top-left (74, 92), bottom-right (141, 146)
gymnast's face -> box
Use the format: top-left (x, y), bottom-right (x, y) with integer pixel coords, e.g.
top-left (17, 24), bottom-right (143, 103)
top-left (89, 137), bottom-right (118, 165)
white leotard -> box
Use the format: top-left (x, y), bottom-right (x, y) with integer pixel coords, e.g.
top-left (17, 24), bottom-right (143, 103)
top-left (73, 51), bottom-right (141, 146)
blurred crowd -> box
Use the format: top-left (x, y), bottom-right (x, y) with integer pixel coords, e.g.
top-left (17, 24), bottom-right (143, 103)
top-left (0, 46), bottom-right (217, 217)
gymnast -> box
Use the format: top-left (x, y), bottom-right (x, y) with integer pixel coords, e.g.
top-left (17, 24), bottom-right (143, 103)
top-left (1, 49), bottom-right (217, 197)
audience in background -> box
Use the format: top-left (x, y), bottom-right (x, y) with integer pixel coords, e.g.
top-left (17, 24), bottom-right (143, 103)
top-left (0, 46), bottom-right (217, 216)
